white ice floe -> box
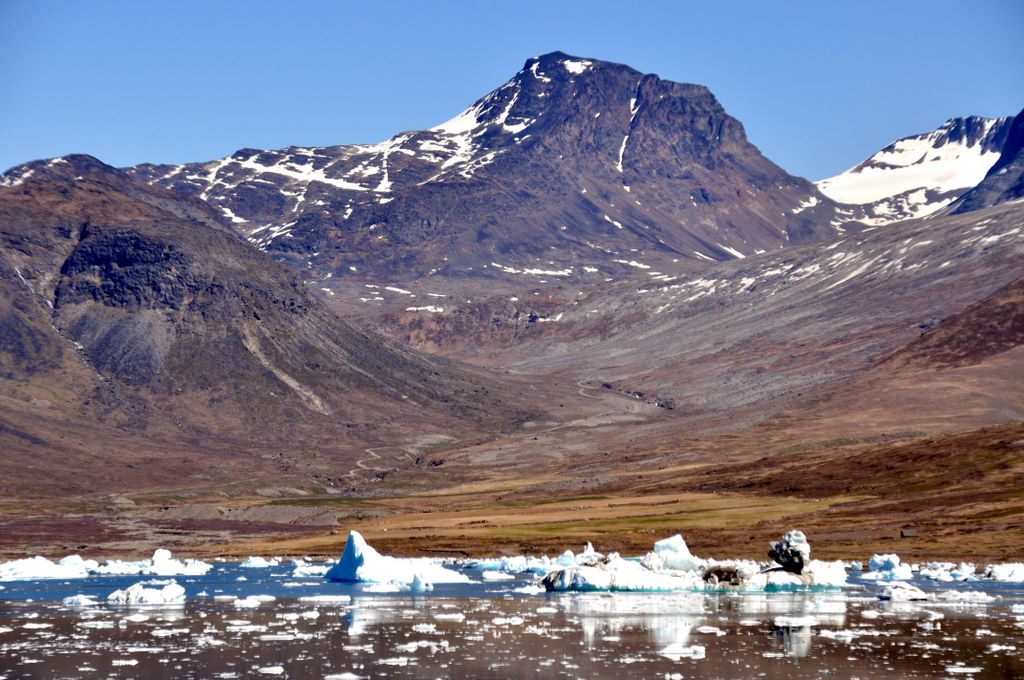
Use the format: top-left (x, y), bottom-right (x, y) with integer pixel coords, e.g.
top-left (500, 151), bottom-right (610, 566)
top-left (239, 556), bottom-right (281, 569)
top-left (233, 595), bottom-right (276, 608)
top-left (92, 549), bottom-right (212, 577)
top-left (659, 643), bottom-right (705, 660)
top-left (860, 554), bottom-right (914, 581)
top-left (0, 555), bottom-right (93, 581)
top-left (464, 554), bottom-right (557, 574)
top-left (107, 580), bottom-right (186, 606)
top-left (936, 589), bottom-right (996, 603)
top-left (877, 582), bottom-right (931, 601)
top-left (481, 570), bottom-right (517, 581)
top-left (983, 563), bottom-right (1024, 582)
top-left (325, 531), bottom-right (470, 588)
top-left (61, 594), bottom-right (99, 607)
top-left (291, 559), bottom-right (332, 578)
top-left (919, 561), bottom-right (977, 582)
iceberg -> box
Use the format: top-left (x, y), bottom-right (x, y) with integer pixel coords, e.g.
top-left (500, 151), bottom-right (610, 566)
top-left (107, 580), bottom-right (186, 606)
top-left (325, 531), bottom-right (470, 587)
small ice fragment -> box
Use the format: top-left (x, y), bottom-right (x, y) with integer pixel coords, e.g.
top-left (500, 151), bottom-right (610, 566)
top-left (659, 643), bottom-right (706, 660)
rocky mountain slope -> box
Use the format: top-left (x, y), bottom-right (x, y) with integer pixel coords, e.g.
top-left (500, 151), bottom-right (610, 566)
top-left (373, 199), bottom-right (1023, 434)
top-left (0, 155), bottom-right (536, 499)
top-left (124, 52), bottom-right (843, 286)
top-left (815, 115), bottom-right (1013, 225)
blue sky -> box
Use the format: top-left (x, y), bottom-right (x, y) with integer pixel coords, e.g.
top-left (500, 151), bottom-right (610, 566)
top-left (2, 0), bottom-right (1021, 179)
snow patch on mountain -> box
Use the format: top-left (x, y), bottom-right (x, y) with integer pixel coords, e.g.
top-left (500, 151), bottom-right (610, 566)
top-left (816, 117), bottom-right (1010, 226)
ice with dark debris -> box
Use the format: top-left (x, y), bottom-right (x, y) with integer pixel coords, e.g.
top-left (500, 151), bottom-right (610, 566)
top-left (984, 563), bottom-right (1024, 582)
top-left (539, 531), bottom-right (848, 593)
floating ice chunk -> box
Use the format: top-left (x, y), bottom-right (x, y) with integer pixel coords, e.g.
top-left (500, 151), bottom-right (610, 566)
top-left (800, 560), bottom-right (849, 588)
top-left (291, 559), bottom-right (331, 577)
top-left (877, 582), bottom-right (931, 601)
top-left (62, 594), bottom-right (99, 607)
top-left (659, 643), bottom-right (705, 660)
top-left (107, 580), bottom-right (186, 606)
top-left (464, 555), bottom-right (554, 574)
top-left (542, 554), bottom-right (704, 592)
top-left (695, 625), bottom-right (726, 636)
top-left (481, 570), bottom-right (516, 581)
top-left (513, 584), bottom-right (545, 595)
top-left (149, 549), bottom-right (213, 576)
top-left (642, 534), bottom-right (705, 573)
top-left (946, 665), bottom-right (984, 675)
top-left (983, 563), bottom-right (1024, 582)
top-left (861, 554), bottom-right (913, 580)
top-left (234, 595), bottom-right (276, 608)
top-left (936, 590), bottom-right (996, 603)
top-left (919, 561), bottom-right (977, 582)
top-left (96, 550), bottom-right (212, 576)
top-left (0, 555), bottom-right (93, 581)
top-left (325, 531), bottom-right (470, 586)
top-left (240, 556), bottom-right (281, 568)
top-left (298, 595), bottom-right (352, 605)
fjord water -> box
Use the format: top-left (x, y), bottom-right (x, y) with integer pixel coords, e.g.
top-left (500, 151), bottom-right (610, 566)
top-left (2, 564), bottom-right (1023, 678)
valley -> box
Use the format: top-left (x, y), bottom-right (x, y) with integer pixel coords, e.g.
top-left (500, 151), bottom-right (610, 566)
top-left (0, 52), bottom-right (1021, 566)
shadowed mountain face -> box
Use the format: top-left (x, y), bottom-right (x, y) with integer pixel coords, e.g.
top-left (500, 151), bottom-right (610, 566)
top-left (125, 52), bottom-right (841, 284)
top-left (0, 156), bottom-right (536, 497)
top-left (952, 107), bottom-right (1024, 214)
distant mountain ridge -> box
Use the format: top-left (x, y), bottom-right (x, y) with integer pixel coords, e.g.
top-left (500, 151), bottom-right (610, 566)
top-left (816, 115), bottom-right (1014, 225)
top-left (122, 51), bottom-right (843, 285)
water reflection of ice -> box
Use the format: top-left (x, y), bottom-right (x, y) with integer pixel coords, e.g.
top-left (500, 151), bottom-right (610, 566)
top-left (557, 591), bottom-right (707, 648)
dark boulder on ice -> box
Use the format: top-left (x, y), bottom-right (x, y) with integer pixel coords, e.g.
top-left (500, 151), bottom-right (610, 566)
top-left (769, 529), bottom-right (810, 575)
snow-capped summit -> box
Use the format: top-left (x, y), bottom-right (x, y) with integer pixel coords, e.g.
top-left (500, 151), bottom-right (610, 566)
top-left (816, 116), bottom-right (1012, 225)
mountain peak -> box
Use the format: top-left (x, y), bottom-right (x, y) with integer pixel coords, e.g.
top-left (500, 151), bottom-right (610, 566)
top-left (125, 53), bottom-right (836, 284)
top-left (815, 115), bottom-right (1013, 225)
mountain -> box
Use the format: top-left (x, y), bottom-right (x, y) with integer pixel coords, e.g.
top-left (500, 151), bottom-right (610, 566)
top-left (816, 116), bottom-right (1013, 225)
top-left (0, 155), bottom-right (536, 499)
top-left (951, 107), bottom-right (1024, 213)
top-left (125, 52), bottom-right (843, 287)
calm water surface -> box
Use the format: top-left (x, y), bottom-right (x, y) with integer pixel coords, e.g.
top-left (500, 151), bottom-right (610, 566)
top-left (2, 564), bottom-right (1023, 678)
